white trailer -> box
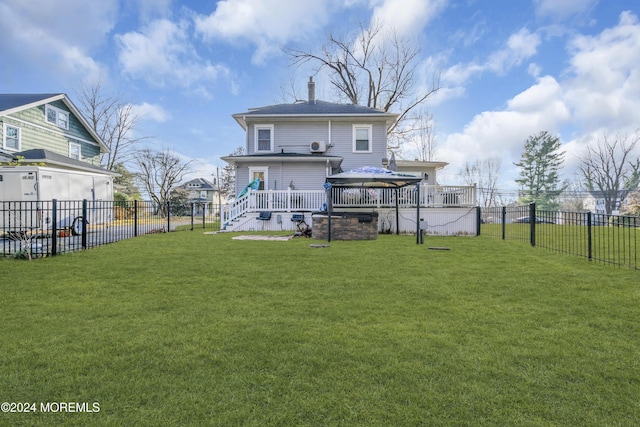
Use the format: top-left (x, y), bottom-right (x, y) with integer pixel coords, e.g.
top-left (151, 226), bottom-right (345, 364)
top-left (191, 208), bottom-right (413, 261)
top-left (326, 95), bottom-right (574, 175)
top-left (0, 166), bottom-right (114, 235)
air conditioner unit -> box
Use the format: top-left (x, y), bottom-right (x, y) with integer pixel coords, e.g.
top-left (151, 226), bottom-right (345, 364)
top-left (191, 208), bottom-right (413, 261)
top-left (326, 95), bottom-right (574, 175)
top-left (310, 141), bottom-right (327, 153)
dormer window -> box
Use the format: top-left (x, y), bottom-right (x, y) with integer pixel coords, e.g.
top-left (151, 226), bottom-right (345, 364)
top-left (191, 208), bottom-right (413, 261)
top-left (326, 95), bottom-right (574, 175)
top-left (353, 125), bottom-right (372, 153)
top-left (255, 125), bottom-right (274, 152)
top-left (45, 104), bottom-right (69, 130)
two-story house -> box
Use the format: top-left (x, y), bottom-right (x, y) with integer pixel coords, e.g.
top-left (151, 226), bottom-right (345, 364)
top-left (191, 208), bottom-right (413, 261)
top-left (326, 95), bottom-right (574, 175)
top-left (221, 78), bottom-right (477, 236)
top-left (177, 177), bottom-right (222, 215)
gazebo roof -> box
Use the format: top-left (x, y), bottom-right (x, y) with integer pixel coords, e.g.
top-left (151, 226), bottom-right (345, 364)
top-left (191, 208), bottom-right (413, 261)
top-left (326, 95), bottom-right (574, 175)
top-left (326, 167), bottom-right (423, 188)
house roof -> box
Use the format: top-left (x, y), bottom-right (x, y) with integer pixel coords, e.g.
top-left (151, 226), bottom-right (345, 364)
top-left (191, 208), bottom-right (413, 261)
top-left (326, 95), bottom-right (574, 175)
top-left (232, 100), bottom-right (398, 129)
top-left (9, 149), bottom-right (116, 175)
top-left (180, 177), bottom-right (218, 191)
top-left (221, 151), bottom-right (343, 168)
top-left (0, 93), bottom-right (109, 154)
top-left (327, 167), bottom-right (423, 189)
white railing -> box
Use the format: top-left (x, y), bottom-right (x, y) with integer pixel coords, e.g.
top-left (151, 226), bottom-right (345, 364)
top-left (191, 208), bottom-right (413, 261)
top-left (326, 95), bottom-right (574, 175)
top-left (222, 185), bottom-right (476, 225)
top-left (331, 185), bottom-right (476, 208)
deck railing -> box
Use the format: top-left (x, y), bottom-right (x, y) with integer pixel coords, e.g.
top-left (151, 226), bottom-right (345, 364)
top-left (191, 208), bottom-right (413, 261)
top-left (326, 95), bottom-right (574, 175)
top-left (222, 185), bottom-right (476, 225)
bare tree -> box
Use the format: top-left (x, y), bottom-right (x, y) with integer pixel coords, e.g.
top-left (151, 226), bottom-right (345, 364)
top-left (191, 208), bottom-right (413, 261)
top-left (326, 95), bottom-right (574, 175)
top-left (579, 131), bottom-right (640, 215)
top-left (459, 158), bottom-right (502, 208)
top-left (220, 146), bottom-right (244, 199)
top-left (75, 79), bottom-right (147, 170)
top-left (559, 177), bottom-right (587, 212)
top-left (134, 148), bottom-right (194, 217)
top-left (399, 109), bottom-right (438, 160)
top-left (284, 21), bottom-right (440, 138)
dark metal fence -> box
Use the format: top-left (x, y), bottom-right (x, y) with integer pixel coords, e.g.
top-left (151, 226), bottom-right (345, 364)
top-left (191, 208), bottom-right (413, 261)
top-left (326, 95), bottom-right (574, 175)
top-left (481, 204), bottom-right (639, 269)
top-left (0, 200), bottom-right (220, 259)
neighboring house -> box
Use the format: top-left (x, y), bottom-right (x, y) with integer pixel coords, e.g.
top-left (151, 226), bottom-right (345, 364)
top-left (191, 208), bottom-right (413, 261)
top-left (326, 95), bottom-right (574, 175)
top-left (0, 93), bottom-right (115, 202)
top-left (220, 78), bottom-right (477, 235)
top-left (177, 177), bottom-right (222, 215)
top-left (583, 191), bottom-right (627, 215)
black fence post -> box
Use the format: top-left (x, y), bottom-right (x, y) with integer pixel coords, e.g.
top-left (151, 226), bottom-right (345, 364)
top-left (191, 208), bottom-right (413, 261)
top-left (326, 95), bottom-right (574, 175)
top-left (587, 211), bottom-right (592, 261)
top-left (416, 183), bottom-right (421, 245)
top-left (167, 202), bottom-right (171, 232)
top-left (191, 202), bottom-right (195, 231)
top-left (501, 206), bottom-right (506, 240)
top-left (476, 206), bottom-right (481, 236)
top-left (202, 203), bottom-right (206, 228)
top-left (529, 202), bottom-right (536, 247)
top-left (134, 200), bottom-right (138, 237)
top-left (51, 199), bottom-right (57, 256)
top-left (81, 199), bottom-right (88, 249)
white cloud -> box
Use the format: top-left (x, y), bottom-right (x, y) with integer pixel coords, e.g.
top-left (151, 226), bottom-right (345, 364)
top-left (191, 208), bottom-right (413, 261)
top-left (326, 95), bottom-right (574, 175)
top-left (0, 0), bottom-right (116, 83)
top-left (194, 0), bottom-right (338, 64)
top-left (437, 11), bottom-right (640, 187)
top-left (563, 11), bottom-right (640, 132)
top-left (442, 28), bottom-right (540, 86)
top-left (369, 0), bottom-right (448, 39)
top-left (437, 75), bottom-right (570, 185)
top-left (116, 19), bottom-right (230, 97)
top-left (534, 0), bottom-right (599, 20)
top-left (130, 103), bottom-right (170, 123)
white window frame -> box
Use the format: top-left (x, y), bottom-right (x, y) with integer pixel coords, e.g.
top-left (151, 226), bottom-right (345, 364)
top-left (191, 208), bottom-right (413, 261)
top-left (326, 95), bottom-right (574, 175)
top-left (352, 124), bottom-right (373, 153)
top-left (69, 142), bottom-right (81, 160)
top-left (200, 190), bottom-right (207, 199)
top-left (249, 166), bottom-right (268, 190)
top-left (254, 125), bottom-right (274, 153)
top-left (45, 104), bottom-right (70, 130)
top-left (2, 123), bottom-right (21, 151)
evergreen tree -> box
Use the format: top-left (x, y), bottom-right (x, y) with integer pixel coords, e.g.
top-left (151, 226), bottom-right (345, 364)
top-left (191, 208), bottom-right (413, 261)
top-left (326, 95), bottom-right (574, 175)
top-left (514, 131), bottom-right (566, 210)
top-left (112, 162), bottom-right (142, 199)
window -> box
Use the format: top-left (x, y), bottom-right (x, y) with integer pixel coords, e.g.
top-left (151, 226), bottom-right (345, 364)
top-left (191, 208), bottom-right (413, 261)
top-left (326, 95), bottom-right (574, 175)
top-left (69, 142), bottom-right (81, 160)
top-left (200, 191), bottom-right (208, 199)
top-left (249, 167), bottom-right (268, 190)
top-left (353, 125), bottom-right (372, 153)
top-left (3, 124), bottom-right (20, 151)
top-left (254, 125), bottom-right (274, 152)
top-left (45, 104), bottom-right (69, 130)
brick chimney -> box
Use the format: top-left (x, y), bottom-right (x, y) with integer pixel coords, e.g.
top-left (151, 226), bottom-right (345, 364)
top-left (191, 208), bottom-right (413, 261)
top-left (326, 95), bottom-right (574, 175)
top-left (308, 76), bottom-right (315, 104)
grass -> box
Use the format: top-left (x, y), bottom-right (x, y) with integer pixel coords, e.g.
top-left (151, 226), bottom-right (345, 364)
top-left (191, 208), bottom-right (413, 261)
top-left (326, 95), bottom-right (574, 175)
top-left (0, 232), bottom-right (638, 426)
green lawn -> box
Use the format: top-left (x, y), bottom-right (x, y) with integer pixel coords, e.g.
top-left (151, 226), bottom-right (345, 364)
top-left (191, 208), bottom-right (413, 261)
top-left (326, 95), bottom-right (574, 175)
top-left (1, 232), bottom-right (638, 426)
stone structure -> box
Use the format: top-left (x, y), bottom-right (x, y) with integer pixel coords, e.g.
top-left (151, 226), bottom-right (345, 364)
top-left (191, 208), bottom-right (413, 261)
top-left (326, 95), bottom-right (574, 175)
top-left (312, 211), bottom-right (379, 240)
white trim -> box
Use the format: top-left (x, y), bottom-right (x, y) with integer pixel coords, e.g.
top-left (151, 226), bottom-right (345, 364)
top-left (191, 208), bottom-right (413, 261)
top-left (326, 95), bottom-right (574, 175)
top-left (45, 104), bottom-right (70, 130)
top-left (249, 166), bottom-right (269, 190)
top-left (2, 123), bottom-right (21, 151)
top-left (352, 124), bottom-right (372, 153)
top-left (254, 125), bottom-right (274, 153)
top-left (69, 142), bottom-right (82, 160)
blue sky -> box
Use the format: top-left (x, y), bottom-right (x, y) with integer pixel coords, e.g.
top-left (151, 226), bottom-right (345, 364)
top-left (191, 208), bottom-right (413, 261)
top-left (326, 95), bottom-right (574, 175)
top-left (1, 0), bottom-right (639, 189)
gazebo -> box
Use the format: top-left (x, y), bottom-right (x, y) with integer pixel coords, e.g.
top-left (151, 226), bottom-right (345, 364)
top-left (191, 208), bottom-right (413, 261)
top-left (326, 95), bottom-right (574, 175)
top-left (322, 167), bottom-right (424, 244)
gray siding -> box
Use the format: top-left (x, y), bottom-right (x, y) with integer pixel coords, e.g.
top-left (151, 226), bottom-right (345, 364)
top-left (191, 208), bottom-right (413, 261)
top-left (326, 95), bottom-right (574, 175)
top-left (235, 162), bottom-right (327, 193)
top-left (329, 121), bottom-right (387, 172)
top-left (247, 121), bottom-right (329, 155)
